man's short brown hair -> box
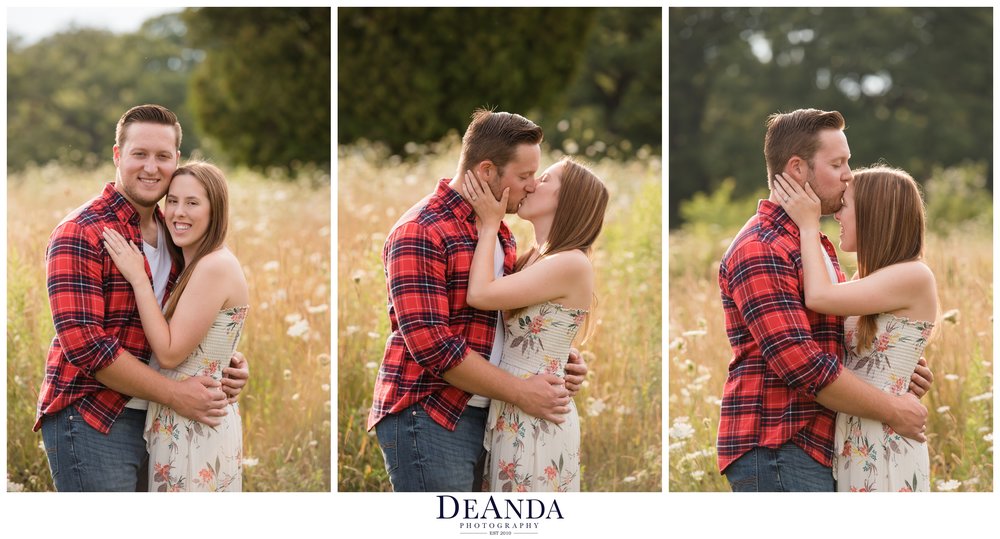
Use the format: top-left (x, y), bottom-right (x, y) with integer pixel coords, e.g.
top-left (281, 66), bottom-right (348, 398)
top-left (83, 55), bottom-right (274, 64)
top-left (764, 108), bottom-right (845, 184)
top-left (458, 108), bottom-right (543, 176)
top-left (116, 104), bottom-right (183, 150)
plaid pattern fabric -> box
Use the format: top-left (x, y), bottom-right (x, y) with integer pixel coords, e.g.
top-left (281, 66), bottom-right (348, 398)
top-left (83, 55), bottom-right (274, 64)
top-left (34, 182), bottom-right (177, 434)
top-left (368, 179), bottom-right (516, 431)
top-left (717, 200), bottom-right (846, 472)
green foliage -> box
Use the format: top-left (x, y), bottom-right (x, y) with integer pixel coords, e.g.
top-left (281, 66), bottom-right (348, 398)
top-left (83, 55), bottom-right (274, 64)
top-left (6, 13), bottom-right (201, 171)
top-left (669, 7), bottom-right (993, 228)
top-left (679, 178), bottom-right (765, 236)
top-left (183, 7), bottom-right (331, 171)
top-left (338, 7), bottom-right (596, 152)
top-left (534, 8), bottom-right (662, 159)
top-left (923, 162), bottom-right (993, 232)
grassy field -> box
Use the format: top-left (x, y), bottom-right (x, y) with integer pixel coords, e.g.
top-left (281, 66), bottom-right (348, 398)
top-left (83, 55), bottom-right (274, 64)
top-left (337, 137), bottom-right (662, 491)
top-left (668, 215), bottom-right (993, 492)
top-left (6, 163), bottom-right (331, 492)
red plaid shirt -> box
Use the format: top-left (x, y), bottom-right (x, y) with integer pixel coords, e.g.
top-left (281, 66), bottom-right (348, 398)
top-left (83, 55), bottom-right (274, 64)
top-left (717, 200), bottom-right (846, 472)
top-left (368, 179), bottom-right (516, 431)
top-left (34, 182), bottom-right (177, 434)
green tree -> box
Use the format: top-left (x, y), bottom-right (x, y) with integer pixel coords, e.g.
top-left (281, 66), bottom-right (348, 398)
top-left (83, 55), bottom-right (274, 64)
top-left (7, 13), bottom-right (200, 171)
top-left (669, 7), bottom-right (992, 228)
top-left (536, 7), bottom-right (662, 159)
top-left (338, 7), bottom-right (595, 152)
top-left (183, 7), bottom-right (331, 171)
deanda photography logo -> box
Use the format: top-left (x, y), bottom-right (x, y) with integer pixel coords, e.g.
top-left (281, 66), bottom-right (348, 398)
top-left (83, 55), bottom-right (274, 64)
top-left (437, 495), bottom-right (565, 534)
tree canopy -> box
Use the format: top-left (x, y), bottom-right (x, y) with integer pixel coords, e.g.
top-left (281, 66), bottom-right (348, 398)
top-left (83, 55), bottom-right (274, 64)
top-left (7, 8), bottom-right (331, 173)
top-left (669, 7), bottom-right (992, 228)
top-left (338, 7), bottom-right (661, 159)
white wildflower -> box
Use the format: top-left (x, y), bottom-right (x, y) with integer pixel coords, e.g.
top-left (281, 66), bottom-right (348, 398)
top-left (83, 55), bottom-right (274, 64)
top-left (365, 362), bottom-right (378, 370)
top-left (306, 303), bottom-right (329, 314)
top-left (262, 260), bottom-right (280, 271)
top-left (944, 374), bottom-right (960, 381)
top-left (669, 417), bottom-right (695, 440)
top-left (682, 330), bottom-right (707, 337)
top-left (586, 398), bottom-right (607, 417)
top-left (690, 470), bottom-right (705, 481)
top-left (243, 458), bottom-right (259, 468)
top-left (936, 479), bottom-right (961, 492)
top-left (287, 319), bottom-right (310, 339)
top-left (969, 392), bottom-right (993, 403)
top-left (936, 406), bottom-right (951, 414)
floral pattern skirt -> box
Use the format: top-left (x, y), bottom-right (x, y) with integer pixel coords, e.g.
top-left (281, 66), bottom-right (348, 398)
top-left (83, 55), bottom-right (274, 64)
top-left (483, 399), bottom-right (580, 492)
top-left (833, 413), bottom-right (929, 492)
top-left (145, 401), bottom-right (243, 492)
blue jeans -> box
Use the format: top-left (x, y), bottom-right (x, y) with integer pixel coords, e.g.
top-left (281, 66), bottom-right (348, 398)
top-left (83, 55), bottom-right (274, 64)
top-left (724, 441), bottom-right (834, 492)
top-left (40, 405), bottom-right (148, 492)
top-left (375, 402), bottom-right (488, 492)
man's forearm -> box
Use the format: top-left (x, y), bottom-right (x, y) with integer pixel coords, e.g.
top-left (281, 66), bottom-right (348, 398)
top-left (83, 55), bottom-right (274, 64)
top-left (441, 348), bottom-right (522, 403)
top-left (815, 369), bottom-right (897, 422)
top-left (94, 350), bottom-right (175, 407)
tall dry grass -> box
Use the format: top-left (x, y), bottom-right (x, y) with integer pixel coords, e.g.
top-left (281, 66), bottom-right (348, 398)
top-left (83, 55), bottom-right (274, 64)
top-left (6, 163), bottom-right (331, 492)
top-left (668, 219), bottom-right (993, 492)
top-left (338, 137), bottom-right (662, 491)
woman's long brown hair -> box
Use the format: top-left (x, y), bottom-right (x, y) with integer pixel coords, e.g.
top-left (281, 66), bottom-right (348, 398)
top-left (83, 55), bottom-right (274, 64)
top-left (512, 157), bottom-right (609, 342)
top-left (163, 161), bottom-right (230, 320)
top-left (851, 166), bottom-right (926, 349)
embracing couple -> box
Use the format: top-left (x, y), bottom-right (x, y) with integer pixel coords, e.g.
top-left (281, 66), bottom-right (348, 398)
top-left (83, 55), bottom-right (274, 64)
top-left (368, 109), bottom-right (609, 492)
top-left (34, 104), bottom-right (250, 492)
top-left (718, 108), bottom-right (939, 492)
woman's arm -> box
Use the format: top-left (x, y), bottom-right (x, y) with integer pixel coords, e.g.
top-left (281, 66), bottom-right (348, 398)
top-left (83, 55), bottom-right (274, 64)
top-left (103, 228), bottom-right (227, 368)
top-left (461, 171), bottom-right (508, 310)
top-left (773, 174), bottom-right (928, 317)
top-left (461, 172), bottom-right (586, 311)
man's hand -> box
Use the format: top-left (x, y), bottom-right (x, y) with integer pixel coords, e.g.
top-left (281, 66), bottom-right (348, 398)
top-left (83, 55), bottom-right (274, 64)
top-left (169, 376), bottom-right (229, 427)
top-left (564, 348), bottom-right (588, 397)
top-left (513, 374), bottom-right (571, 424)
top-left (221, 351), bottom-right (249, 403)
top-left (908, 356), bottom-right (933, 399)
top-left (886, 392), bottom-right (929, 442)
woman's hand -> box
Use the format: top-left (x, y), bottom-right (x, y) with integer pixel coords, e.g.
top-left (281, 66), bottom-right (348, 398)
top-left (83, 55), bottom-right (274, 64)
top-left (773, 172), bottom-right (822, 230)
top-left (462, 170), bottom-right (508, 232)
top-left (102, 227), bottom-right (148, 286)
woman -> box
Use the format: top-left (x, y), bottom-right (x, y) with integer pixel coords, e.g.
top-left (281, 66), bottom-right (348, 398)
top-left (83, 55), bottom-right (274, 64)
top-left (773, 166), bottom-right (937, 492)
top-left (462, 157), bottom-right (608, 492)
top-left (103, 161), bottom-right (249, 492)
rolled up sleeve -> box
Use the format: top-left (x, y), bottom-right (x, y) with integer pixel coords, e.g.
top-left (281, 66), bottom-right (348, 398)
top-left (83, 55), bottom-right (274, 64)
top-left (726, 242), bottom-right (843, 399)
top-left (385, 221), bottom-right (468, 376)
top-left (46, 222), bottom-right (123, 377)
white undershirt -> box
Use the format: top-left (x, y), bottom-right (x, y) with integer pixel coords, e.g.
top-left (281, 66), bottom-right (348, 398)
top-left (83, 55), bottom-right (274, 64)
top-left (820, 243), bottom-right (839, 283)
top-left (467, 239), bottom-right (506, 408)
top-left (125, 220), bottom-right (172, 410)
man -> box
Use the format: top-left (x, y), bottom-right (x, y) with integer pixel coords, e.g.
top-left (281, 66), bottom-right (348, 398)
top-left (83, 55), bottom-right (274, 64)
top-left (368, 109), bottom-right (587, 492)
top-left (717, 108), bottom-right (931, 492)
top-left (35, 104), bottom-right (249, 492)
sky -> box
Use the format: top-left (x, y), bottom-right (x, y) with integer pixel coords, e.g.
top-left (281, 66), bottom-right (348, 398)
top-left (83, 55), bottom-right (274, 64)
top-left (7, 7), bottom-right (179, 44)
